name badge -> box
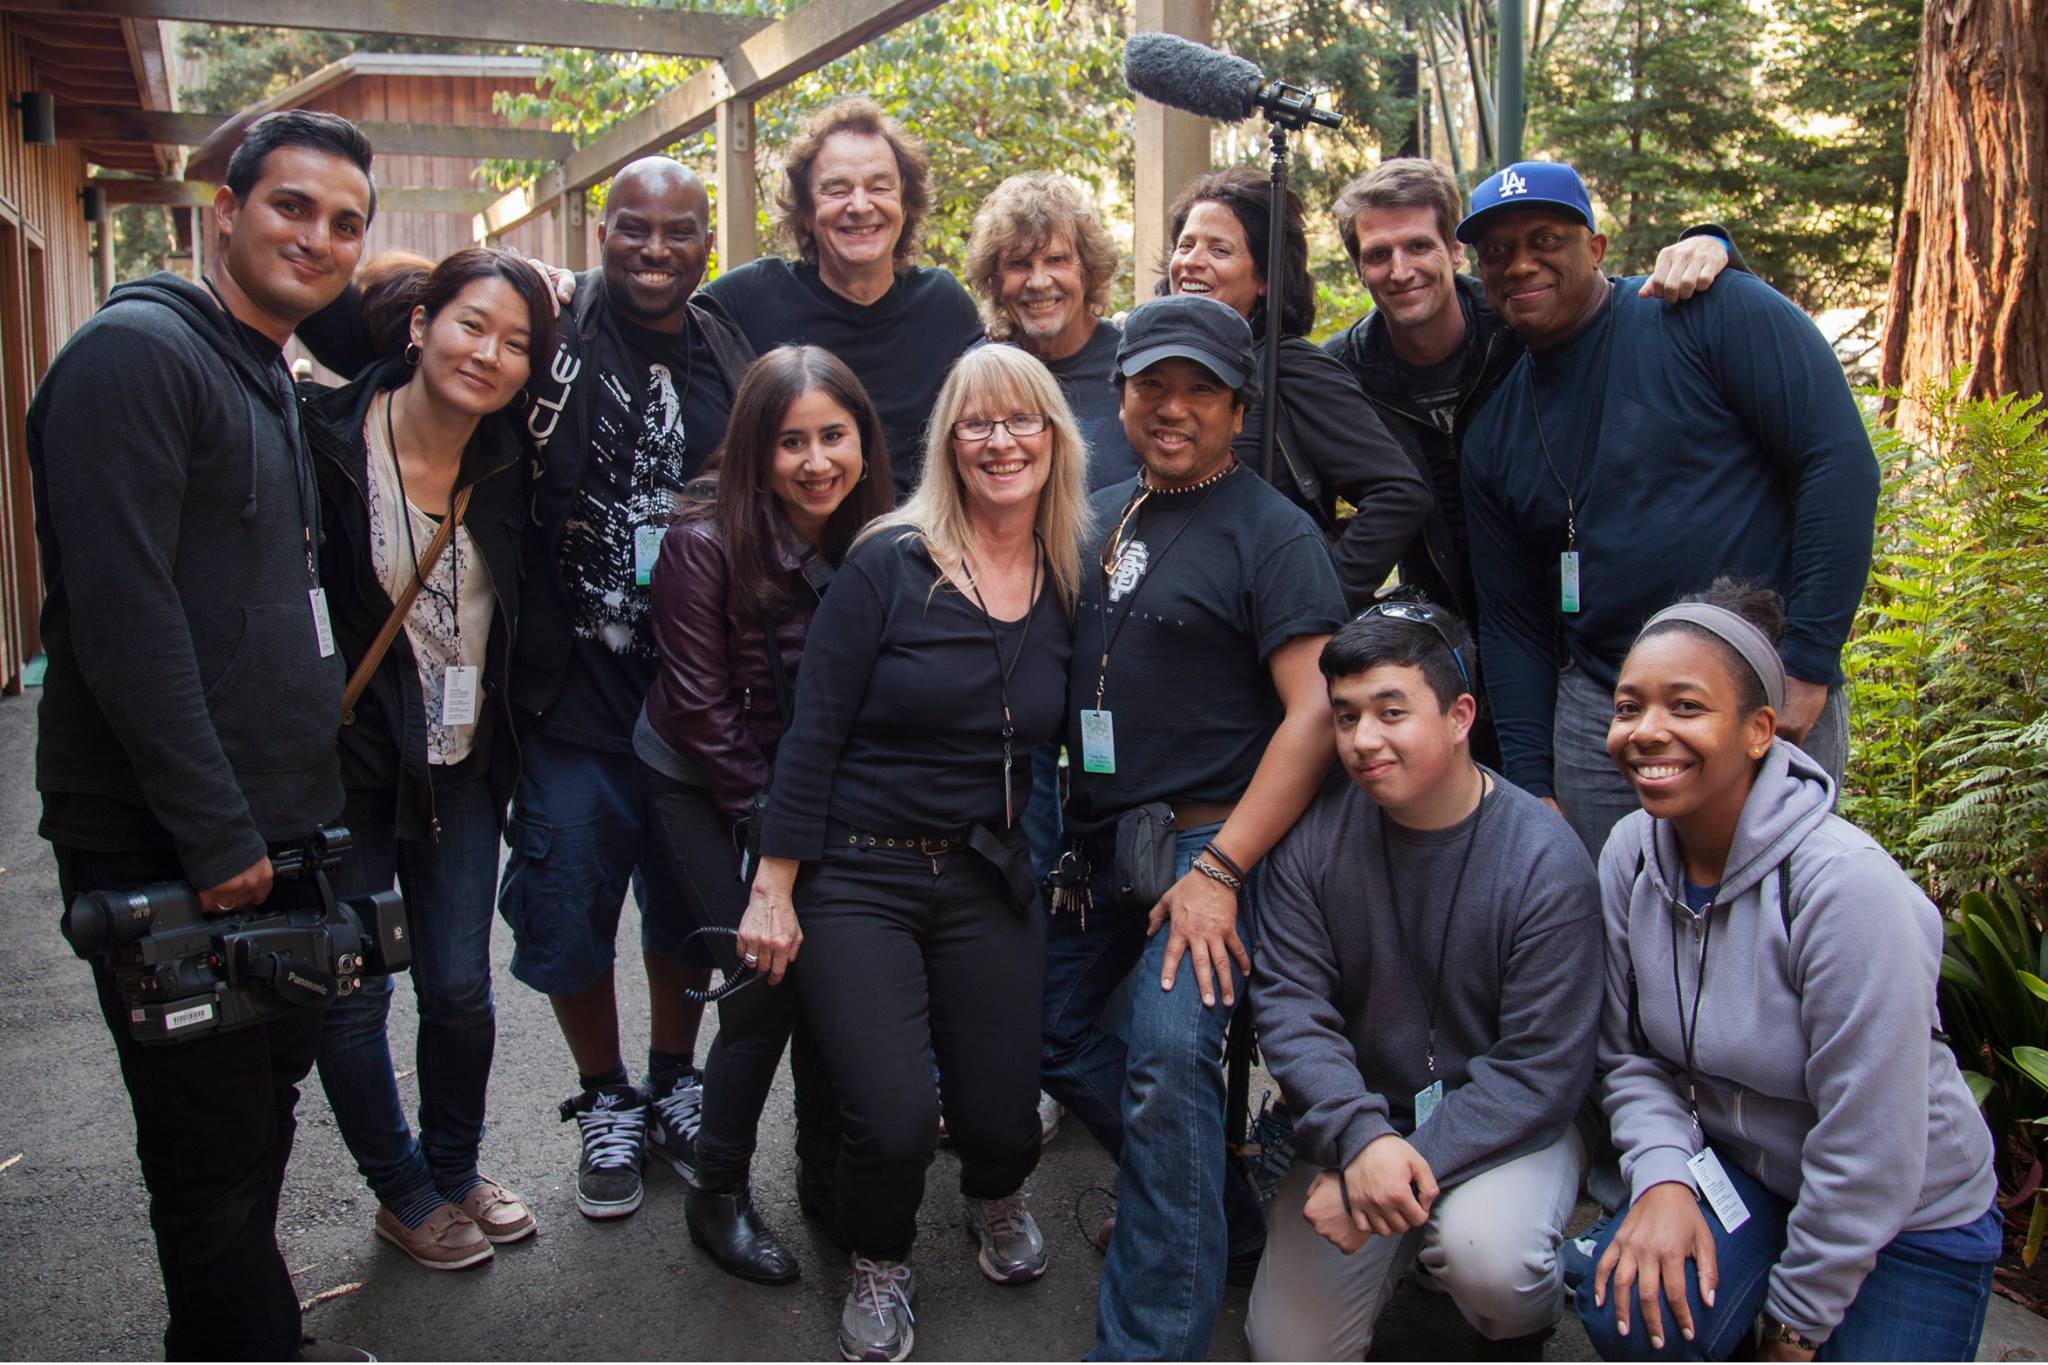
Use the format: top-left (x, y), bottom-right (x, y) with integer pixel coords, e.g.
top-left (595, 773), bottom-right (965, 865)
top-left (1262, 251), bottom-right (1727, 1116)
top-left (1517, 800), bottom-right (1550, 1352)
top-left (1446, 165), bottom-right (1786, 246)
top-left (1413, 1078), bottom-right (1444, 1129)
top-left (1559, 550), bottom-right (1582, 614)
top-left (1079, 709), bottom-right (1116, 774)
top-left (442, 665), bottom-right (479, 727)
top-left (634, 524), bottom-right (665, 587)
top-left (1686, 1147), bottom-right (1751, 1233)
top-left (309, 588), bottom-right (336, 658)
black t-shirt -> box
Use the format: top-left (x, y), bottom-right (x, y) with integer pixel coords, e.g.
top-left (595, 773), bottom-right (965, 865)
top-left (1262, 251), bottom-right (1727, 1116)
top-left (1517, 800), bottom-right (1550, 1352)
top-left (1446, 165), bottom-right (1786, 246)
top-left (1382, 306), bottom-right (1483, 553)
top-left (759, 530), bottom-right (1072, 859)
top-left (542, 315), bottom-right (731, 753)
top-left (699, 257), bottom-right (981, 501)
top-left (1066, 465), bottom-right (1346, 827)
top-left (1045, 320), bottom-right (1140, 492)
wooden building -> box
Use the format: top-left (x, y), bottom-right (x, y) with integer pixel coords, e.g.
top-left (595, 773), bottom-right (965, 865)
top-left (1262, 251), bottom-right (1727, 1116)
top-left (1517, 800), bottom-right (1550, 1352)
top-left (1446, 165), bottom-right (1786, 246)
top-left (0, 11), bottom-right (173, 696)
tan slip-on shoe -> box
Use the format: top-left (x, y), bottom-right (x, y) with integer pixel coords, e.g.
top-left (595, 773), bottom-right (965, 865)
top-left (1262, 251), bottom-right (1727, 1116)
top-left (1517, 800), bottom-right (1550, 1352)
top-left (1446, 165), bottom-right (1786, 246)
top-left (456, 1177), bottom-right (538, 1244)
top-left (373, 1201), bottom-right (494, 1271)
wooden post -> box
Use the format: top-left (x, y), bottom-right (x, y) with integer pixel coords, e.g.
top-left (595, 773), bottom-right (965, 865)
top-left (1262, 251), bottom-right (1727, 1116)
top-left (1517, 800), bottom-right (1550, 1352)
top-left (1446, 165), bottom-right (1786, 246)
top-left (561, 184), bottom-right (590, 271)
top-left (716, 97), bottom-right (759, 270)
top-left (1132, 0), bottom-right (1213, 301)
top-left (96, 217), bottom-right (116, 302)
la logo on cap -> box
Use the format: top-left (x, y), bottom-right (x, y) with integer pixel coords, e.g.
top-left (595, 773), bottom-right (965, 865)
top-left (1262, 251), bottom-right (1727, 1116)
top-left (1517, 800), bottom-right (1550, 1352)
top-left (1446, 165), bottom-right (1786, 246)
top-left (1499, 168), bottom-right (1529, 197)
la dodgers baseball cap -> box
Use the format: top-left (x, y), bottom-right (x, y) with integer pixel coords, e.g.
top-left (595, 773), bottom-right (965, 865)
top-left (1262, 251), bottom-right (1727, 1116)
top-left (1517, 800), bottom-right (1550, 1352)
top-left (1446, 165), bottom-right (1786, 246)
top-left (1455, 161), bottom-right (1598, 243)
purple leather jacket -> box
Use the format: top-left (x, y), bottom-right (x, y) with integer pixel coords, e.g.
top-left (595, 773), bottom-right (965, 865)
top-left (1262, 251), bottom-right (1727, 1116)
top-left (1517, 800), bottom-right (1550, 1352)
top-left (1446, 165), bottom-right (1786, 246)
top-left (645, 511), bottom-right (821, 831)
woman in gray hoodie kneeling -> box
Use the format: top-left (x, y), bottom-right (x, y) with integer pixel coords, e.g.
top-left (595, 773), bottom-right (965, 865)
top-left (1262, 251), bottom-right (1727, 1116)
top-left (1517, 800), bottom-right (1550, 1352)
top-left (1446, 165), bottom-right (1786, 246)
top-left (1576, 577), bottom-right (1999, 1362)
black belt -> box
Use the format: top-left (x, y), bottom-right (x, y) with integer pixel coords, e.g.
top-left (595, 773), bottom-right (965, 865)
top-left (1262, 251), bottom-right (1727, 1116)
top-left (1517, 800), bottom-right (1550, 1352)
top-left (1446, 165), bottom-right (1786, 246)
top-left (830, 822), bottom-right (969, 857)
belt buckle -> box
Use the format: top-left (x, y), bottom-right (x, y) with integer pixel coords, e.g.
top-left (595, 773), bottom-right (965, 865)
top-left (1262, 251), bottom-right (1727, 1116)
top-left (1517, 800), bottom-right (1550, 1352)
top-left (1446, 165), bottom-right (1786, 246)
top-left (918, 835), bottom-right (951, 857)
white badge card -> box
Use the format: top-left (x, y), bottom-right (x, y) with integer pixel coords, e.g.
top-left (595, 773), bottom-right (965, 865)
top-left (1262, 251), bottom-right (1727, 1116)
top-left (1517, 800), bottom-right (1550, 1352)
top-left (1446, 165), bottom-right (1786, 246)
top-left (1559, 550), bottom-right (1582, 614)
top-left (1686, 1147), bottom-right (1751, 1233)
top-left (1079, 709), bottom-right (1116, 774)
top-left (634, 524), bottom-right (665, 587)
top-left (442, 665), bottom-right (480, 727)
top-left (1413, 1078), bottom-right (1444, 1129)
top-left (309, 588), bottom-right (336, 659)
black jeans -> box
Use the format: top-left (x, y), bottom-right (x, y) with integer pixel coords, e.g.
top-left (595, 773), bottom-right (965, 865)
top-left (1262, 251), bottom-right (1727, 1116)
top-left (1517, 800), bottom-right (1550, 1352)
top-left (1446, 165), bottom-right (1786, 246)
top-left (640, 765), bottom-right (839, 1189)
top-left (793, 829), bottom-right (1045, 1261)
top-left (57, 844), bottom-right (321, 1362)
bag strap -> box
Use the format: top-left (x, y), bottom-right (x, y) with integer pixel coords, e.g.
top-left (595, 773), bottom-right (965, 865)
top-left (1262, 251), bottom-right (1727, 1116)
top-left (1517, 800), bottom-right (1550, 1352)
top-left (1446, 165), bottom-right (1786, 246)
top-left (340, 484), bottom-right (473, 725)
top-left (759, 611), bottom-right (794, 731)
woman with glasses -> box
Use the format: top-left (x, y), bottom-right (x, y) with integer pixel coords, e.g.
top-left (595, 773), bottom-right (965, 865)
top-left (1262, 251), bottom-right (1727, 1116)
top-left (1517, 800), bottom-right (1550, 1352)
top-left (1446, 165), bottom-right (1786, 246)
top-left (636, 345), bottom-right (893, 1284)
top-left (743, 344), bottom-right (1091, 1362)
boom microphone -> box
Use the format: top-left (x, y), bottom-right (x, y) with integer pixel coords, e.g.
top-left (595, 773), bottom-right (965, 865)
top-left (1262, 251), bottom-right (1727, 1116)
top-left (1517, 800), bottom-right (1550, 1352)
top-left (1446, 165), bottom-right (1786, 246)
top-left (1122, 32), bottom-right (1344, 130)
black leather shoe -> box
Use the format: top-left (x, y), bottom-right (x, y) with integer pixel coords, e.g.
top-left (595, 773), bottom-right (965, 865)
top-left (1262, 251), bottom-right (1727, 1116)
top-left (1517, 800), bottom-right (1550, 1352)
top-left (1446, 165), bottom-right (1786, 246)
top-left (687, 1184), bottom-right (800, 1285)
top-left (796, 1159), bottom-right (850, 1249)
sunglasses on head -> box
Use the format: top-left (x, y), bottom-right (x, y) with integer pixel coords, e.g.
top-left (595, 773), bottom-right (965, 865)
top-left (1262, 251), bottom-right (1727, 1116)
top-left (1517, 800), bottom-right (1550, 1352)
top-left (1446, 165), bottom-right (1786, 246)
top-left (1358, 596), bottom-right (1471, 690)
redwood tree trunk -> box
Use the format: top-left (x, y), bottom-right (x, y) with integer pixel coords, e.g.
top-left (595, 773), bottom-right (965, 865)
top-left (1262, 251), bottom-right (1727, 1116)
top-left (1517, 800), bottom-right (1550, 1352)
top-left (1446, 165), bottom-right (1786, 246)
top-left (1880, 0), bottom-right (2047, 423)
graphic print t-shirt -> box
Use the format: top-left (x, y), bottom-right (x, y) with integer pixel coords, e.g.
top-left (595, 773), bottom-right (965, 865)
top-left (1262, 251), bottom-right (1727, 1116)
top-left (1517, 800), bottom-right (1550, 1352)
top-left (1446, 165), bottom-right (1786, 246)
top-left (543, 316), bottom-right (730, 752)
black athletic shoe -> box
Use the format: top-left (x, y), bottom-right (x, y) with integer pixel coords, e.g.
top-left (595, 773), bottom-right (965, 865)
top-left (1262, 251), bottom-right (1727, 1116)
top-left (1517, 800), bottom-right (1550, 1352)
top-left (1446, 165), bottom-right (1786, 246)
top-left (558, 1083), bottom-right (647, 1219)
top-left (645, 1067), bottom-right (703, 1182)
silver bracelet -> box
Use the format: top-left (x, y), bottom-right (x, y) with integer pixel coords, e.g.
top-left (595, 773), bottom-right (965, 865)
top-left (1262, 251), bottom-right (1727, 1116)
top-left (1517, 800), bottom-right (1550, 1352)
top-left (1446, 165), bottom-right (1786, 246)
top-left (1191, 855), bottom-right (1242, 891)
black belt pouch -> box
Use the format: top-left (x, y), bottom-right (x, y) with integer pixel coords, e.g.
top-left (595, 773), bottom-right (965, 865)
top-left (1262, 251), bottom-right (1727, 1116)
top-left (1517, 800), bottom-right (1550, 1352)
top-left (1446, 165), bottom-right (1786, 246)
top-left (1111, 801), bottom-right (1178, 913)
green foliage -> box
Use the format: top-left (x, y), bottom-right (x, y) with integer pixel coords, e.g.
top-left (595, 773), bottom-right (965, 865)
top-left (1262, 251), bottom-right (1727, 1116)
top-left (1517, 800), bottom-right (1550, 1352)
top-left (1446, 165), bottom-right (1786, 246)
top-left (1936, 879), bottom-right (2048, 1243)
top-left (112, 206), bottom-right (176, 285)
top-left (1843, 382), bottom-right (2048, 903)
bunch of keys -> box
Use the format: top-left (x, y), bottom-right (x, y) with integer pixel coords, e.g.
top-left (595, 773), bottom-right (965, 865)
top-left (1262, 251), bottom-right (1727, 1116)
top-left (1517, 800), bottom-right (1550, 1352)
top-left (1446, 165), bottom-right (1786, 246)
top-left (1044, 849), bottom-right (1093, 929)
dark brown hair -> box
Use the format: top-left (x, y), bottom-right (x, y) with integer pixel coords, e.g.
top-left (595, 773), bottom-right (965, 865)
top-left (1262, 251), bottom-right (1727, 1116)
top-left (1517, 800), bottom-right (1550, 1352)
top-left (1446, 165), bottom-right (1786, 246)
top-left (1331, 158), bottom-right (1464, 268)
top-left (773, 96), bottom-right (931, 271)
top-left (362, 245), bottom-right (558, 372)
top-left (706, 345), bottom-right (894, 617)
top-left (1167, 165), bottom-right (1316, 338)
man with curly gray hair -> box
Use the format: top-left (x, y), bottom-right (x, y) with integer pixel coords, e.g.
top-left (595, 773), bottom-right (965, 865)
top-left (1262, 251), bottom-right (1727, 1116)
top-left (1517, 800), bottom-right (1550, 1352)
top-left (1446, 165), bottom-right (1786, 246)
top-left (964, 173), bottom-right (1137, 491)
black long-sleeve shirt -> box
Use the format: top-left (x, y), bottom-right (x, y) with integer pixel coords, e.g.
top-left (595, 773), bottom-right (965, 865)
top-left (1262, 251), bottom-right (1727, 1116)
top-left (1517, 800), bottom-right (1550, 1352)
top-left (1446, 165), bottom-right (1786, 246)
top-left (759, 530), bottom-right (1071, 860)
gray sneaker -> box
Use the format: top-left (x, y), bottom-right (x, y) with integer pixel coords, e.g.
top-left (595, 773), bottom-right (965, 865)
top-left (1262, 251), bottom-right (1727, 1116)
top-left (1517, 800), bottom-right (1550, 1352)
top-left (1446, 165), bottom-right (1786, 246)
top-left (645, 1068), bottom-right (703, 1182)
top-left (838, 1255), bottom-right (916, 1362)
top-left (963, 1192), bottom-right (1048, 1284)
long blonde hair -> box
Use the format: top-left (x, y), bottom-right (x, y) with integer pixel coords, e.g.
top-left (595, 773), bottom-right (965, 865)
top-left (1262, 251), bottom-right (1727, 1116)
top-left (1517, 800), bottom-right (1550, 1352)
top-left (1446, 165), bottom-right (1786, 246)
top-left (857, 345), bottom-right (1094, 613)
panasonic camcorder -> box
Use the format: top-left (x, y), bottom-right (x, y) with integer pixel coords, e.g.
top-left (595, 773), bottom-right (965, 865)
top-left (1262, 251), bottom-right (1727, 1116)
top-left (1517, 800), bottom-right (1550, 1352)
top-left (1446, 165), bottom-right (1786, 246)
top-left (60, 826), bottom-right (410, 1045)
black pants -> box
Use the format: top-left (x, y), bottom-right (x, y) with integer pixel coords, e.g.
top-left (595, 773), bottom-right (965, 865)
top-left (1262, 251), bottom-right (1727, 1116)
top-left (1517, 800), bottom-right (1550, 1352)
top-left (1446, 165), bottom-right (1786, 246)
top-left (57, 844), bottom-right (320, 1362)
top-left (794, 830), bottom-right (1045, 1261)
top-left (640, 765), bottom-right (839, 1189)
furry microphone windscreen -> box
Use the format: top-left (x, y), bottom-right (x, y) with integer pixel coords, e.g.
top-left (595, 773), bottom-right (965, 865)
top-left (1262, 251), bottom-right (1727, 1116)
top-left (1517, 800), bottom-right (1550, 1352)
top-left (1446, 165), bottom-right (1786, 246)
top-left (1122, 32), bottom-right (1261, 122)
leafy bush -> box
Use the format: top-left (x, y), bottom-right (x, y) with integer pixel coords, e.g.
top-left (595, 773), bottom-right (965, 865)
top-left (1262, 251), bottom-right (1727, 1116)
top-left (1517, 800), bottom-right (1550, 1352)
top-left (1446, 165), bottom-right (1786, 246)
top-left (1842, 380), bottom-right (2048, 905)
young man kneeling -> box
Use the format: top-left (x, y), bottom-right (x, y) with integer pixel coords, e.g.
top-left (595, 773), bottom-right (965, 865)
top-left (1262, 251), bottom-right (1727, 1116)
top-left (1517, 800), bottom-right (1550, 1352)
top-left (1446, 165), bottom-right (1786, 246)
top-left (1248, 597), bottom-right (1603, 1360)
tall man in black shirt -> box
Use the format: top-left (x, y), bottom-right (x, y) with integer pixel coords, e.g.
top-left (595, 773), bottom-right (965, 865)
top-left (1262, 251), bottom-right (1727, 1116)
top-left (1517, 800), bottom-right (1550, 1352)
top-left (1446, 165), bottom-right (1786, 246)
top-left (699, 97), bottom-right (981, 499)
top-left (29, 111), bottom-right (374, 1362)
top-left (1042, 296), bottom-right (1348, 1359)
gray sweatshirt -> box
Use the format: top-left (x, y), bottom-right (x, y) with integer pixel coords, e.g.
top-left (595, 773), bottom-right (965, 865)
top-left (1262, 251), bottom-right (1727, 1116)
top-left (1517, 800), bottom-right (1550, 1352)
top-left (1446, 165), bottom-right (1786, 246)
top-left (1253, 769), bottom-right (1602, 1192)
top-left (1599, 742), bottom-right (1996, 1339)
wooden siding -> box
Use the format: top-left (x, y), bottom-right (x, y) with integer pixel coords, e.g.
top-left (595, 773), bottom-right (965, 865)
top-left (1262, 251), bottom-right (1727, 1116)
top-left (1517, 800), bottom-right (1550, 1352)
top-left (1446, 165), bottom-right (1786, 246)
top-left (0, 14), bottom-right (100, 694)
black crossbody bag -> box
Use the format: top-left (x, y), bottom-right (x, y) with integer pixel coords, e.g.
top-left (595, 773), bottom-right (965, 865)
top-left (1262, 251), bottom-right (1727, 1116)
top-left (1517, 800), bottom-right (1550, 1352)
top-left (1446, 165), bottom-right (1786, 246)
top-left (736, 613), bottom-right (795, 885)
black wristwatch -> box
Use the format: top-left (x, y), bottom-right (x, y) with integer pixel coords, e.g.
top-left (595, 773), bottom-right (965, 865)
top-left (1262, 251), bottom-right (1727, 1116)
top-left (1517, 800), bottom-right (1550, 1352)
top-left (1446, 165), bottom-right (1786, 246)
top-left (1760, 1314), bottom-right (1823, 1354)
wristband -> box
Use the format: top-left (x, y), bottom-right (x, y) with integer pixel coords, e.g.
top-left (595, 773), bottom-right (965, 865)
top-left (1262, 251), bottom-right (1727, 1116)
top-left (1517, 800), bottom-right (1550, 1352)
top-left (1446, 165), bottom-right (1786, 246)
top-left (1190, 855), bottom-right (1242, 891)
top-left (1759, 1315), bottom-right (1822, 1354)
top-left (1203, 841), bottom-right (1248, 882)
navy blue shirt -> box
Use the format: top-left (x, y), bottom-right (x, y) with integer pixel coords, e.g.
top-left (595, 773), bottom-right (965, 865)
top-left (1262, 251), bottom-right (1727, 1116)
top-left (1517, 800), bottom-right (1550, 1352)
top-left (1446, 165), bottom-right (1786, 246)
top-left (1462, 272), bottom-right (1877, 798)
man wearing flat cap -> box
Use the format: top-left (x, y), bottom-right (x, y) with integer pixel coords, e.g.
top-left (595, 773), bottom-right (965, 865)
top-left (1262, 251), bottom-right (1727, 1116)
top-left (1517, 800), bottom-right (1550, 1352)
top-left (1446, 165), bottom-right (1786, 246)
top-left (1457, 160), bottom-right (1877, 857)
top-left (1040, 294), bottom-right (1347, 1359)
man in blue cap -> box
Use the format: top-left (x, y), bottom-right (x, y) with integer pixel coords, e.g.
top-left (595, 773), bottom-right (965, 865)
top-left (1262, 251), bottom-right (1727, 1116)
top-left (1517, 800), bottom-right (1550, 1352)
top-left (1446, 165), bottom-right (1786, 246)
top-left (1043, 293), bottom-right (1348, 1360)
top-left (1456, 160), bottom-right (1877, 856)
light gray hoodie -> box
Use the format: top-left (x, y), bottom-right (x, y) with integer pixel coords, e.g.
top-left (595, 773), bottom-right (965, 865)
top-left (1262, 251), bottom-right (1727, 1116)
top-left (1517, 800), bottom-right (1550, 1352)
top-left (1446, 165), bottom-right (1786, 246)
top-left (1598, 741), bottom-right (1995, 1339)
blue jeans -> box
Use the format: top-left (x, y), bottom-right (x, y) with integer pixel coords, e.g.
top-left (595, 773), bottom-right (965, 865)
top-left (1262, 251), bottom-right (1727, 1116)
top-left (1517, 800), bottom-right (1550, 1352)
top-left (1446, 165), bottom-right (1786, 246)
top-left (317, 759), bottom-right (501, 1209)
top-left (1575, 1154), bottom-right (1993, 1361)
top-left (1040, 822), bottom-right (1267, 1360)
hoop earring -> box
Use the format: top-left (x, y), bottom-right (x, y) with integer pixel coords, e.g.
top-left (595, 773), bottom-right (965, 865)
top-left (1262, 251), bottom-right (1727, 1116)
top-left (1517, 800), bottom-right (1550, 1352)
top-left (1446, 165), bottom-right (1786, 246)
top-left (515, 387), bottom-right (531, 409)
top-left (856, 458), bottom-right (869, 484)
top-left (403, 342), bottom-right (421, 366)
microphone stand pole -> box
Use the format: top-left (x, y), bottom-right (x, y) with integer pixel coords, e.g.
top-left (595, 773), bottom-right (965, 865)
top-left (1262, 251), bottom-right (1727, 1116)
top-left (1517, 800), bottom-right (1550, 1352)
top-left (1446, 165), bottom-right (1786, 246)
top-left (1259, 118), bottom-right (1287, 488)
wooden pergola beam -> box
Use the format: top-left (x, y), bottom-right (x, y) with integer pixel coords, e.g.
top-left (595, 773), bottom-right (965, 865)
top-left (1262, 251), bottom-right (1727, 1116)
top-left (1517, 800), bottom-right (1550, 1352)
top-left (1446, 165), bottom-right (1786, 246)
top-left (94, 176), bottom-right (499, 214)
top-left (58, 105), bottom-right (575, 160)
top-left (0, 0), bottom-right (768, 58)
top-left (477, 0), bottom-right (947, 241)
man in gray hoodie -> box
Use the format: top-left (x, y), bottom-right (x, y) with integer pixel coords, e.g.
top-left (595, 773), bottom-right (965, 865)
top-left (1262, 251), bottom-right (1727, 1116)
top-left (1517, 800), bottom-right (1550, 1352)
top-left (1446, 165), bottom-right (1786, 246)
top-left (28, 112), bottom-right (373, 1362)
top-left (1248, 598), bottom-right (1602, 1359)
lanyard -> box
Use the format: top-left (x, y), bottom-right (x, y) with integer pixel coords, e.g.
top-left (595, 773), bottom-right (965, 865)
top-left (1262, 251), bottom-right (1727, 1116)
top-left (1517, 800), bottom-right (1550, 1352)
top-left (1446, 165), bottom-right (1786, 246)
top-left (382, 391), bottom-right (461, 643)
top-left (1090, 464), bottom-right (1238, 710)
top-left (1527, 280), bottom-right (1621, 553)
top-left (1376, 775), bottom-right (1490, 1075)
top-left (202, 275), bottom-right (319, 584)
top-left (958, 536), bottom-right (1044, 829)
top-left (1669, 892), bottom-right (1716, 1145)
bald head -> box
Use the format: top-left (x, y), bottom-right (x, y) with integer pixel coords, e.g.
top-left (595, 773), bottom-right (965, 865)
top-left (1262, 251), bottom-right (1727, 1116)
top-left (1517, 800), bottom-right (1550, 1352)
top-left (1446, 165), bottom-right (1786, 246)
top-left (599, 156), bottom-right (713, 332)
